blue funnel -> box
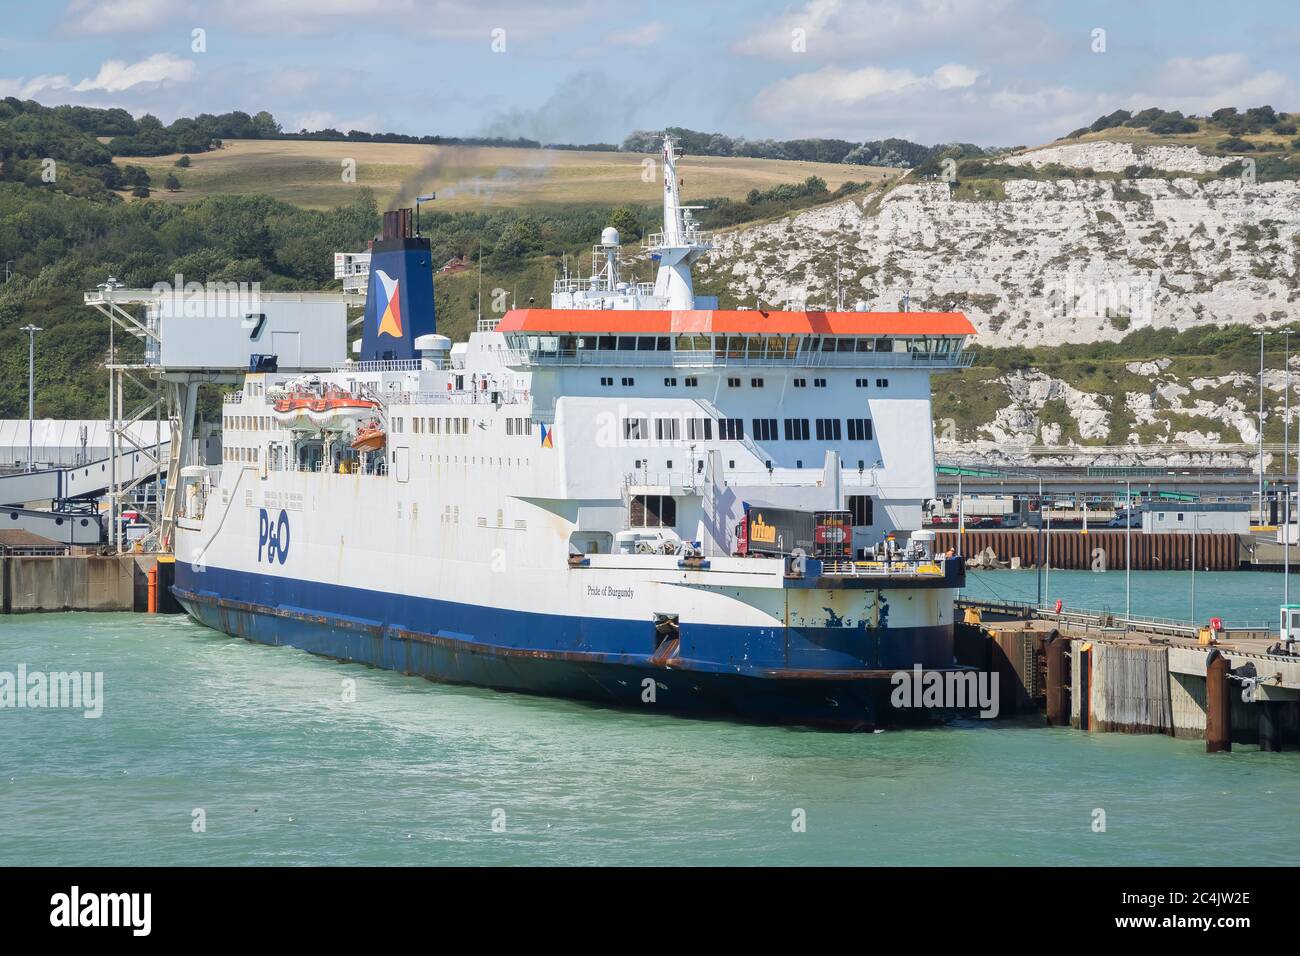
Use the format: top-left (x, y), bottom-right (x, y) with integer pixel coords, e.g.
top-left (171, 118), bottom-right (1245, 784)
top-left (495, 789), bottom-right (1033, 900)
top-left (359, 210), bottom-right (437, 361)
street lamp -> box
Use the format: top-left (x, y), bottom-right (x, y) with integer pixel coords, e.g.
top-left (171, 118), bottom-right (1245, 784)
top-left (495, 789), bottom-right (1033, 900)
top-left (1191, 511), bottom-right (1201, 626)
top-left (1125, 478), bottom-right (1132, 621)
top-left (19, 324), bottom-right (41, 472)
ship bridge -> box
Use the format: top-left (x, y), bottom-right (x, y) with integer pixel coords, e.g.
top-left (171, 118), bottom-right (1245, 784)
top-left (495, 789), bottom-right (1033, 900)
top-left (496, 309), bottom-right (976, 369)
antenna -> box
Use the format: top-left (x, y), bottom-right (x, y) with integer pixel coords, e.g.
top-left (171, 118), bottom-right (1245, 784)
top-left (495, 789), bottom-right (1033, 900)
top-left (477, 238), bottom-right (483, 325)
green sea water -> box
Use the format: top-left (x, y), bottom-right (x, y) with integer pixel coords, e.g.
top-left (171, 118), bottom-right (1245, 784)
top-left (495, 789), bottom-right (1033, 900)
top-left (1, 578), bottom-right (1298, 866)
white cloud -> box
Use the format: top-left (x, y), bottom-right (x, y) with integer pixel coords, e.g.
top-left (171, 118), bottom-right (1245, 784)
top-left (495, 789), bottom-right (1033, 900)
top-left (607, 21), bottom-right (666, 47)
top-left (756, 62), bottom-right (981, 113)
top-left (1134, 52), bottom-right (1296, 115)
top-left (291, 110), bottom-right (382, 133)
top-left (73, 53), bottom-right (196, 92)
top-left (59, 0), bottom-right (184, 35)
top-left (0, 74), bottom-right (76, 99)
top-left (733, 0), bottom-right (1060, 64)
top-left (0, 52), bottom-right (194, 98)
top-left (59, 0), bottom-right (599, 37)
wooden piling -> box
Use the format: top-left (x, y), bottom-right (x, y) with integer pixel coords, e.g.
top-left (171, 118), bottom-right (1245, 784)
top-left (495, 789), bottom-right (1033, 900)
top-left (1205, 650), bottom-right (1232, 753)
top-left (1044, 631), bottom-right (1070, 726)
top-left (1077, 642), bottom-right (1093, 731)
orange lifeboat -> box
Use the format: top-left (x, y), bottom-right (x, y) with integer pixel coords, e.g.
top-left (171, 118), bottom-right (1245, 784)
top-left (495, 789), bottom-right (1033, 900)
top-left (350, 422), bottom-right (386, 452)
top-left (271, 388), bottom-right (379, 431)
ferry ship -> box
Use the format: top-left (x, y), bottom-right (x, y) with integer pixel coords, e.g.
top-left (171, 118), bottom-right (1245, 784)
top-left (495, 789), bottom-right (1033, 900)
top-left (173, 136), bottom-right (977, 729)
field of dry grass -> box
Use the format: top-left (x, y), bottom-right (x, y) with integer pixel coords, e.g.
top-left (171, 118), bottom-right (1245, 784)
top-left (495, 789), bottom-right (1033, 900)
top-left (124, 139), bottom-right (897, 210)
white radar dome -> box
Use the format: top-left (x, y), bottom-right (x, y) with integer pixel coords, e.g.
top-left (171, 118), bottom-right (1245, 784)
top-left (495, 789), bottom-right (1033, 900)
top-left (600, 227), bottom-right (621, 246)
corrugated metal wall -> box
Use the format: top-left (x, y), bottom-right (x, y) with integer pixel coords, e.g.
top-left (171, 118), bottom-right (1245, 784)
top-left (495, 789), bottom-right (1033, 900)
top-left (935, 530), bottom-right (1239, 571)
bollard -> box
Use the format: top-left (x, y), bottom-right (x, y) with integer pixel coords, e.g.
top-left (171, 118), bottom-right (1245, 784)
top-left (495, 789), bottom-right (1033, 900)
top-left (147, 565), bottom-right (158, 614)
top-left (1205, 649), bottom-right (1231, 753)
top-left (1044, 631), bottom-right (1069, 726)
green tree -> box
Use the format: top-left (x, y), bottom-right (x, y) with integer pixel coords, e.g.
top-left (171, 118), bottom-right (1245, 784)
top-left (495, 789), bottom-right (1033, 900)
top-left (164, 173), bottom-right (180, 192)
top-left (606, 205), bottom-right (641, 241)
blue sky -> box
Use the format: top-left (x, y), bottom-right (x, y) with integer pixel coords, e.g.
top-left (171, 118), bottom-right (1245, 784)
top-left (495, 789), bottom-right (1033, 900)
top-left (1, 0), bottom-right (1297, 146)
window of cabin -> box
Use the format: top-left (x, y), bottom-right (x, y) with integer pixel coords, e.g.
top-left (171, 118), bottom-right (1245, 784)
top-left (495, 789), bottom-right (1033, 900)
top-left (847, 495), bottom-right (874, 526)
top-left (630, 494), bottom-right (676, 528)
top-left (655, 418), bottom-right (680, 441)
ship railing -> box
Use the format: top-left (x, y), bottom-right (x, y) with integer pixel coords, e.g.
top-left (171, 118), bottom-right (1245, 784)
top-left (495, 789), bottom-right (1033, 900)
top-left (820, 557), bottom-right (950, 578)
top-left (622, 471), bottom-right (705, 494)
top-left (386, 389), bottom-right (530, 407)
top-left (507, 348), bottom-right (973, 370)
top-left (335, 358), bottom-right (451, 372)
top-left (955, 597), bottom-right (1274, 639)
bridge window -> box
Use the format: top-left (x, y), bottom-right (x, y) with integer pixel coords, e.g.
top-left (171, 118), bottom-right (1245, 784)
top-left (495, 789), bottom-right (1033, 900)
top-left (727, 377), bottom-right (740, 388)
top-left (623, 418), bottom-right (649, 440)
top-left (815, 418), bottom-right (842, 441)
top-left (664, 377), bottom-right (677, 386)
top-left (621, 377), bottom-right (635, 386)
top-left (686, 418), bottom-right (712, 440)
top-left (793, 378), bottom-right (806, 388)
top-left (751, 377), bottom-right (764, 388)
top-left (601, 377), bottom-right (613, 386)
top-left (856, 338), bottom-right (875, 352)
top-left (598, 335), bottom-right (617, 351)
top-left (655, 418), bottom-right (681, 441)
top-left (751, 418), bottom-right (778, 441)
top-left (814, 378), bottom-right (827, 388)
top-left (784, 418), bottom-right (810, 441)
top-left (847, 418), bottom-right (873, 441)
top-left (876, 378), bottom-right (889, 388)
top-left (684, 377), bottom-right (698, 387)
top-left (718, 418), bottom-right (744, 441)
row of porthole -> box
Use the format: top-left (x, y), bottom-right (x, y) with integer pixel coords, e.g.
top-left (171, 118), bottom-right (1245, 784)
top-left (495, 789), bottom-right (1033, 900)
top-left (8, 512), bottom-right (90, 526)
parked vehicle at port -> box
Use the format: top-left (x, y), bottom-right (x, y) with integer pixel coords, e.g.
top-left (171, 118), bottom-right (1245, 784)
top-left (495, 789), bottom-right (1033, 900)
top-left (1108, 509), bottom-right (1142, 528)
top-left (735, 506), bottom-right (853, 559)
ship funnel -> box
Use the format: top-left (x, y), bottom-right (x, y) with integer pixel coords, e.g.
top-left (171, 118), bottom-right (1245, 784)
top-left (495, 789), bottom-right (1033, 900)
top-left (359, 207), bottom-right (437, 362)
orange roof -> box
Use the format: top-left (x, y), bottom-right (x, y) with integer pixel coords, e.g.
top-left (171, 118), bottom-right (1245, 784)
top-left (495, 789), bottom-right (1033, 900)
top-left (497, 309), bottom-right (976, 337)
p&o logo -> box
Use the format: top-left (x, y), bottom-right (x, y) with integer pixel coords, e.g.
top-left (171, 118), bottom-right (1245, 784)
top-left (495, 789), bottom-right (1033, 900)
top-left (258, 508), bottom-right (290, 565)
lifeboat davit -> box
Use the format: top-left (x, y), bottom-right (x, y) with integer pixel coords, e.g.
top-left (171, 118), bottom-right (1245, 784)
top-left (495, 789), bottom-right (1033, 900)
top-left (270, 389), bottom-right (379, 431)
top-left (350, 422), bottom-right (386, 452)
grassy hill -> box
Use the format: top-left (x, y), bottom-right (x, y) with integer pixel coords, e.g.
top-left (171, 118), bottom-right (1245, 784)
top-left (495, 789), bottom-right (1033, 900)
top-left (120, 139), bottom-right (896, 211)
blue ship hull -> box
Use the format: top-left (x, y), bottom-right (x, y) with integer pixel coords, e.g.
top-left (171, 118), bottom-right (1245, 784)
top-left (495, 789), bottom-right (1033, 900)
top-left (172, 562), bottom-right (958, 730)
